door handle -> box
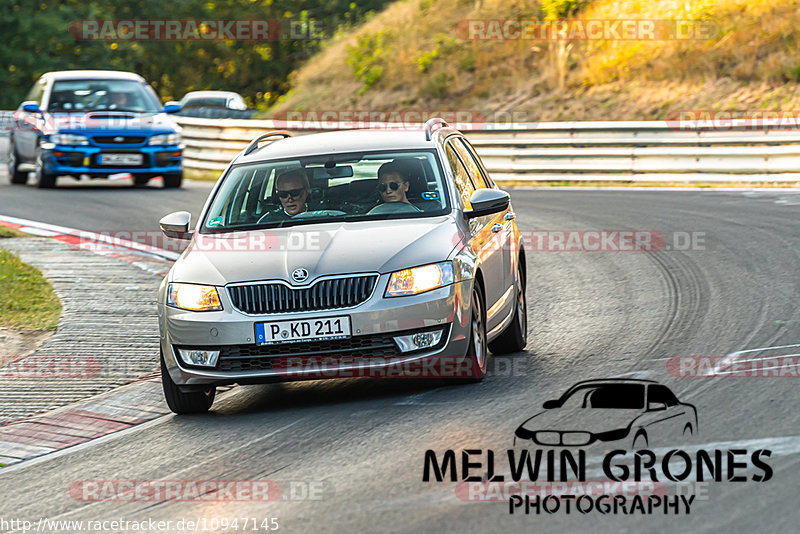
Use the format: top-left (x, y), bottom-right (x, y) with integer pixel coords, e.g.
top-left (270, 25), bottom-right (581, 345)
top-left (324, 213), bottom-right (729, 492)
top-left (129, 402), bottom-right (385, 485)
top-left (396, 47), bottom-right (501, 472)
top-left (504, 212), bottom-right (515, 221)
top-left (491, 223), bottom-right (503, 233)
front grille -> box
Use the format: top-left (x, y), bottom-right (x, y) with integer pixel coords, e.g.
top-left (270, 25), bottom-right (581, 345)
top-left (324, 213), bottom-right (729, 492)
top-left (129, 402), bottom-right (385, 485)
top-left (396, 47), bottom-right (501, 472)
top-left (175, 326), bottom-right (448, 373)
top-left (92, 135), bottom-right (146, 145)
top-left (228, 274), bottom-right (378, 314)
top-left (216, 333), bottom-right (399, 372)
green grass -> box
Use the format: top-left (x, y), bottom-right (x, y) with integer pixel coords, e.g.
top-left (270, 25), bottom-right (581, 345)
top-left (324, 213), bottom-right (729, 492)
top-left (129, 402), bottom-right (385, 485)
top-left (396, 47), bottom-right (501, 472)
top-left (0, 226), bottom-right (33, 238)
top-left (0, 249), bottom-right (61, 330)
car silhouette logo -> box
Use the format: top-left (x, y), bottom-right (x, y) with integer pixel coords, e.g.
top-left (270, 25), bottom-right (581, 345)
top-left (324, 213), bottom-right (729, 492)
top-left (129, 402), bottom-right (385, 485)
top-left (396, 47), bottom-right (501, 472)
top-left (514, 378), bottom-right (698, 449)
top-left (291, 268), bottom-right (309, 283)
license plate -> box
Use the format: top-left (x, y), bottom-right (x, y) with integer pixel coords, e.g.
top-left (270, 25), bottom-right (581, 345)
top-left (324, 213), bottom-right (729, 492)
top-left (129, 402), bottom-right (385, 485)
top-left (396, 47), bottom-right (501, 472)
top-left (97, 153), bottom-right (143, 165)
top-left (255, 316), bottom-right (351, 345)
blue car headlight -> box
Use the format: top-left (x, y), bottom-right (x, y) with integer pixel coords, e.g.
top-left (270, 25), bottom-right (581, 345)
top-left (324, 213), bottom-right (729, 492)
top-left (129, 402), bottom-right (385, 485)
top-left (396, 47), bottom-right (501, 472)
top-left (50, 133), bottom-right (89, 146)
top-left (148, 133), bottom-right (182, 145)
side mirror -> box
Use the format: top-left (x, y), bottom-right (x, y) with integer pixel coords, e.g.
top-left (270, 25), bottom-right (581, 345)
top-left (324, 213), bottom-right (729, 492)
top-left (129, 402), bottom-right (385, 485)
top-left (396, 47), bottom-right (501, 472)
top-left (163, 102), bottom-right (182, 114)
top-left (463, 189), bottom-right (510, 219)
top-left (647, 401), bottom-right (667, 412)
top-left (160, 211), bottom-right (192, 240)
top-left (21, 101), bottom-right (41, 113)
top-left (542, 400), bottom-right (560, 409)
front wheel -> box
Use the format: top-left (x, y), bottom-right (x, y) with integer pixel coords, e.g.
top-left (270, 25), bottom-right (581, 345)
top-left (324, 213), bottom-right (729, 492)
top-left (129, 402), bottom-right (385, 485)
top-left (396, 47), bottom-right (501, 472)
top-left (162, 171), bottom-right (183, 188)
top-left (458, 283), bottom-right (488, 381)
top-left (7, 142), bottom-right (28, 184)
top-left (488, 262), bottom-right (528, 354)
top-left (34, 147), bottom-right (56, 189)
top-left (133, 174), bottom-right (153, 187)
top-left (161, 353), bottom-right (215, 414)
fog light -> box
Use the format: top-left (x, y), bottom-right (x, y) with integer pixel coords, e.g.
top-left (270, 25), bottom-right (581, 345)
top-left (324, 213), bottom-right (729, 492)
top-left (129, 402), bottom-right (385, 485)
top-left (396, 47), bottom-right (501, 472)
top-left (393, 329), bottom-right (443, 353)
top-left (177, 348), bottom-right (220, 367)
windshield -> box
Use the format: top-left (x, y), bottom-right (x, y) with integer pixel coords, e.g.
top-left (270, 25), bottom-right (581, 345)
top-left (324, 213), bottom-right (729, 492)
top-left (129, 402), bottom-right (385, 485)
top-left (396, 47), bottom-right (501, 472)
top-left (202, 150), bottom-right (449, 232)
top-left (47, 79), bottom-right (163, 113)
top-left (559, 384), bottom-right (645, 409)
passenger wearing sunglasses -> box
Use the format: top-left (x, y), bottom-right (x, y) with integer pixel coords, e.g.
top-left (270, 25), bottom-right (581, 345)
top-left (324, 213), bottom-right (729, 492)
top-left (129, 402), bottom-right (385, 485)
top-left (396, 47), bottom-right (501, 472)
top-left (367, 162), bottom-right (422, 215)
top-left (375, 162), bottom-right (411, 204)
top-left (258, 169), bottom-right (310, 222)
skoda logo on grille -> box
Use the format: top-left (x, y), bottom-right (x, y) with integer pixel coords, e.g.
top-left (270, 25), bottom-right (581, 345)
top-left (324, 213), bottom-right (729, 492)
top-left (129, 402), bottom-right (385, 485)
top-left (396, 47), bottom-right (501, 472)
top-left (291, 268), bottom-right (309, 283)
top-left (113, 136), bottom-right (125, 142)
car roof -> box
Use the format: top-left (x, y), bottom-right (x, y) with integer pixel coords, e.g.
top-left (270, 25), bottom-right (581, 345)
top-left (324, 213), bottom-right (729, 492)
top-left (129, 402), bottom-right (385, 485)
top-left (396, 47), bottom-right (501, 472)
top-left (565, 378), bottom-right (658, 389)
top-left (234, 128), bottom-right (458, 164)
top-left (43, 70), bottom-right (146, 82)
top-left (182, 91), bottom-right (241, 99)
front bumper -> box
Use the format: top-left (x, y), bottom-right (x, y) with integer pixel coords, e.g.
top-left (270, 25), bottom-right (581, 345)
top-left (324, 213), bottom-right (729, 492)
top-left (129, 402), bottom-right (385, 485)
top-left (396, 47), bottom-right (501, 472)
top-left (159, 277), bottom-right (474, 386)
top-left (43, 144), bottom-right (182, 175)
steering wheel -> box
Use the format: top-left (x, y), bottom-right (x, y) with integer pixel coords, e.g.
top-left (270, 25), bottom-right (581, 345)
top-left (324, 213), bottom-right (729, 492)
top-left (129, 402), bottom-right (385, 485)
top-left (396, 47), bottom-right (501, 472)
top-left (367, 202), bottom-right (422, 215)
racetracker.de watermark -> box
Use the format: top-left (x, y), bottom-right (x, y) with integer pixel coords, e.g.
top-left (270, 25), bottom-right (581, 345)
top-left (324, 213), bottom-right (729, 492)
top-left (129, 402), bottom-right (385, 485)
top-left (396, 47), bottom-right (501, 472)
top-left (271, 110), bottom-right (491, 130)
top-left (0, 355), bottom-right (99, 378)
top-left (456, 19), bottom-right (715, 41)
top-left (69, 19), bottom-right (283, 41)
top-left (667, 355), bottom-right (800, 378)
top-left (665, 110), bottom-right (800, 131)
top-left (75, 230), bottom-right (331, 254)
top-left (457, 230), bottom-right (706, 253)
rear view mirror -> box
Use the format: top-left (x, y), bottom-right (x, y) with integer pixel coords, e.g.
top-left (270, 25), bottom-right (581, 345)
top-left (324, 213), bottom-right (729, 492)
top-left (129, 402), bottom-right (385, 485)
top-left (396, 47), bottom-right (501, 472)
top-left (309, 165), bottom-right (354, 180)
top-left (542, 400), bottom-right (560, 409)
top-left (163, 102), bottom-right (182, 114)
top-left (647, 401), bottom-right (667, 412)
top-left (160, 211), bottom-right (192, 240)
top-left (464, 189), bottom-right (510, 219)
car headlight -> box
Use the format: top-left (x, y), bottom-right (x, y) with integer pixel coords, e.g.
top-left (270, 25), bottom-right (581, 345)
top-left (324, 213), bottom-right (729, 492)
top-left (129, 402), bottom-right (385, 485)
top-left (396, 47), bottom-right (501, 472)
top-left (385, 262), bottom-right (454, 297)
top-left (167, 283), bottom-right (222, 311)
top-left (50, 133), bottom-right (89, 146)
top-left (148, 133), bottom-right (182, 145)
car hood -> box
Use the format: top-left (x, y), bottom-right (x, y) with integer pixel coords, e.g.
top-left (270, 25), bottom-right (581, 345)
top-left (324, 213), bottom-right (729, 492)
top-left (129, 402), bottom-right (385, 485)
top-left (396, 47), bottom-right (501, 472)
top-left (517, 408), bottom-right (643, 435)
top-left (40, 111), bottom-right (180, 135)
top-left (170, 216), bottom-right (460, 286)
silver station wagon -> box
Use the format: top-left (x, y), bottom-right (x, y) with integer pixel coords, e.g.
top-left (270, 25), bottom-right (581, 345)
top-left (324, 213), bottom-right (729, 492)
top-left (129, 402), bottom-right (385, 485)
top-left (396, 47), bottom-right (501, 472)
top-left (158, 118), bottom-right (527, 413)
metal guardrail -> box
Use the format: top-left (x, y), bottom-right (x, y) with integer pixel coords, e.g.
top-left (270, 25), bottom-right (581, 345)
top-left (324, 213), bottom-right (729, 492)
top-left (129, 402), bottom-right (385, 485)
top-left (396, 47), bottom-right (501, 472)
top-left (5, 110), bottom-right (800, 181)
top-left (175, 116), bottom-right (800, 182)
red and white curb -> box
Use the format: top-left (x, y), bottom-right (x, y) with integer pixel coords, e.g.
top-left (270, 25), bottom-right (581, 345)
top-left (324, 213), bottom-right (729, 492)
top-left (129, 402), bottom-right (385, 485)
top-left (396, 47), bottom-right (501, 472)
top-left (0, 214), bottom-right (182, 467)
top-left (0, 214), bottom-right (179, 261)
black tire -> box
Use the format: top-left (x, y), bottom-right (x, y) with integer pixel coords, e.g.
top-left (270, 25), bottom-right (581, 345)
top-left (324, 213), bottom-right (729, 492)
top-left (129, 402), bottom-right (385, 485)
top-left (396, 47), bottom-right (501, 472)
top-left (457, 282), bottom-right (488, 382)
top-left (34, 147), bottom-right (56, 189)
top-left (162, 171), bottom-right (183, 188)
top-left (133, 174), bottom-right (153, 187)
top-left (160, 353), bottom-right (215, 414)
top-left (7, 141), bottom-right (28, 184)
top-left (488, 261), bottom-right (528, 354)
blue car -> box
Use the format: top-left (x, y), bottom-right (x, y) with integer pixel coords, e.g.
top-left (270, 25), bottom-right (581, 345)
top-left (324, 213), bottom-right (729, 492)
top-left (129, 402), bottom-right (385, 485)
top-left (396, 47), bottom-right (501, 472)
top-left (7, 70), bottom-right (183, 188)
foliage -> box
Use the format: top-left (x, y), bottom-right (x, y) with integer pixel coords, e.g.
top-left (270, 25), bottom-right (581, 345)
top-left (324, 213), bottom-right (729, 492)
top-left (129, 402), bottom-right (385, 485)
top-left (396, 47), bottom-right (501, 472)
top-left (0, 0), bottom-right (392, 109)
top-left (345, 29), bottom-right (393, 94)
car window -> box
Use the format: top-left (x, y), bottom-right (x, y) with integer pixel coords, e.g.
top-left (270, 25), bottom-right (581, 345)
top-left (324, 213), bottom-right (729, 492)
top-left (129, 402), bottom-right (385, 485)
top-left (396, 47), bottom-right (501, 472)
top-left (450, 138), bottom-right (488, 189)
top-left (202, 150), bottom-right (448, 231)
top-left (560, 384), bottom-right (645, 409)
top-left (648, 385), bottom-right (679, 406)
top-left (444, 143), bottom-right (475, 209)
top-left (456, 137), bottom-right (494, 188)
top-left (46, 79), bottom-right (162, 113)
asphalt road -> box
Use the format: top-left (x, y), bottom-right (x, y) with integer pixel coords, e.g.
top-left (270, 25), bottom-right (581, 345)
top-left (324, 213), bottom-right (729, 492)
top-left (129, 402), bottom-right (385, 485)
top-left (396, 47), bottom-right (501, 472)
top-left (2, 170), bottom-right (800, 532)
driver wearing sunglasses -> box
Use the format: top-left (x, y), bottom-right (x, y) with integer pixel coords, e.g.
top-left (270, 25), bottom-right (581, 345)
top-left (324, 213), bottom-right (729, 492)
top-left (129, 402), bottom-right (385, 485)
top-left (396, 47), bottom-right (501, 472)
top-left (258, 169), bottom-right (310, 222)
top-left (376, 161), bottom-right (413, 205)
